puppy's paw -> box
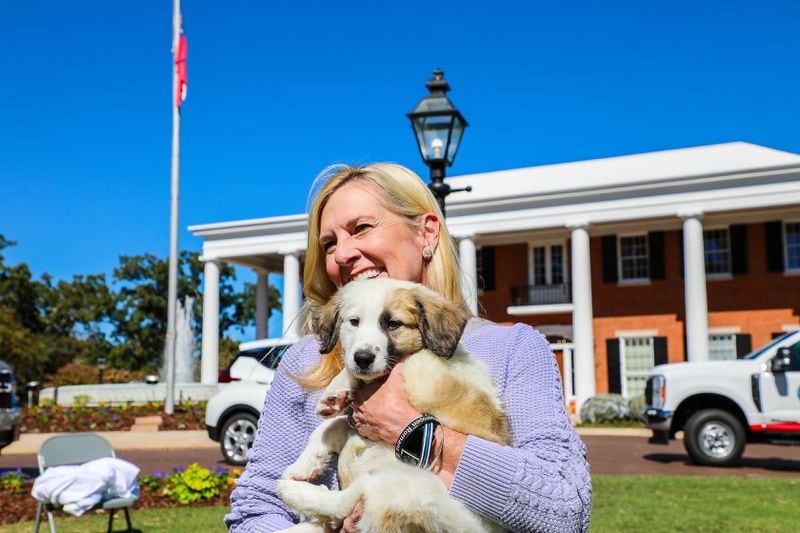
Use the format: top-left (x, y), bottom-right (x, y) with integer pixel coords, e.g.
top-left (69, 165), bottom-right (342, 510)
top-left (315, 391), bottom-right (351, 418)
top-left (281, 452), bottom-right (329, 482)
top-left (276, 479), bottom-right (319, 512)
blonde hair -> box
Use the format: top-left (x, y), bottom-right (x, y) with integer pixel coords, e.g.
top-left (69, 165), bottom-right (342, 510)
top-left (297, 163), bottom-right (468, 389)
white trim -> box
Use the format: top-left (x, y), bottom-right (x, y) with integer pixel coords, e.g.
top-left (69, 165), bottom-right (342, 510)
top-left (708, 326), bottom-right (741, 335)
top-left (615, 329), bottom-right (659, 338)
top-left (782, 324), bottom-right (800, 332)
top-left (507, 303), bottom-right (574, 315)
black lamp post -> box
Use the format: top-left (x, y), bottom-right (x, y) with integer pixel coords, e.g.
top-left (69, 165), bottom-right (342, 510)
top-left (407, 69), bottom-right (470, 217)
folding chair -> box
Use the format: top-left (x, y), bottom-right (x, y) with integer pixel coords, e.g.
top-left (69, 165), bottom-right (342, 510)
top-left (34, 432), bottom-right (137, 533)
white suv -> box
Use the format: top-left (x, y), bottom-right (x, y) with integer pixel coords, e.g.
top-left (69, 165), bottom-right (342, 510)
top-left (205, 338), bottom-right (295, 465)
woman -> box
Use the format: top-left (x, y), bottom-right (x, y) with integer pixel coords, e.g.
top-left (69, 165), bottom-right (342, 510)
top-left (226, 164), bottom-right (592, 532)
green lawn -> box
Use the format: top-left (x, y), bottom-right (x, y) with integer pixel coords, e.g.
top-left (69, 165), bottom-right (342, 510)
top-left (591, 476), bottom-right (798, 532)
top-left (7, 475), bottom-right (797, 532)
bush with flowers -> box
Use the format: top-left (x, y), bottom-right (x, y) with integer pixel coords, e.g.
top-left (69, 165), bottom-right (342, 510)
top-left (139, 464), bottom-right (241, 505)
top-left (0, 468), bottom-right (30, 493)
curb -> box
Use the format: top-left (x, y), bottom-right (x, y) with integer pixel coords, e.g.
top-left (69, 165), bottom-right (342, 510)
top-left (2, 427), bottom-right (657, 456)
top-left (2, 430), bottom-right (217, 456)
top-left (575, 427), bottom-right (651, 437)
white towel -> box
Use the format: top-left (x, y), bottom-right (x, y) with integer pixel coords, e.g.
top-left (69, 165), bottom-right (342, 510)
top-left (32, 457), bottom-right (140, 516)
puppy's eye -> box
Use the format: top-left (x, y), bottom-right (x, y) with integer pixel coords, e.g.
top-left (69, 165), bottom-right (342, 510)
top-left (385, 320), bottom-right (402, 331)
top-left (349, 318), bottom-right (359, 327)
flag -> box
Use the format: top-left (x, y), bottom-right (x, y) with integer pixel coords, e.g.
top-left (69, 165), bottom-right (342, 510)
top-left (175, 27), bottom-right (188, 107)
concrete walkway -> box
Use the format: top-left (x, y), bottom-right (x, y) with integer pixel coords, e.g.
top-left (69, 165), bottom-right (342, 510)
top-left (2, 430), bottom-right (217, 455)
top-left (1, 427), bottom-right (652, 456)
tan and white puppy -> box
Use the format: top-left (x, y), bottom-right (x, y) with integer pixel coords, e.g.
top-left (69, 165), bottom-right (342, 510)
top-left (276, 278), bottom-right (509, 533)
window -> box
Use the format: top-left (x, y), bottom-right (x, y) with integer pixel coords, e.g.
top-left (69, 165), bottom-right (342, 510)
top-left (704, 228), bottom-right (731, 275)
top-left (533, 246), bottom-right (547, 285)
top-left (551, 245), bottom-right (565, 284)
top-left (786, 222), bottom-right (800, 272)
top-left (530, 243), bottom-right (566, 286)
top-left (709, 334), bottom-right (737, 361)
top-left (621, 337), bottom-right (654, 398)
top-left (619, 235), bottom-right (649, 281)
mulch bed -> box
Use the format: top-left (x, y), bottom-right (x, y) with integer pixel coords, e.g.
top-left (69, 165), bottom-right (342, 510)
top-left (0, 483), bottom-right (233, 525)
top-left (20, 405), bottom-right (206, 433)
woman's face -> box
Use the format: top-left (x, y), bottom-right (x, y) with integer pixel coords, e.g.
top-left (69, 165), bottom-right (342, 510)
top-left (319, 181), bottom-right (438, 287)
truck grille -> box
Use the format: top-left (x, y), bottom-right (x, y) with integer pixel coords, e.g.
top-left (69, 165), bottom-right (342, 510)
top-left (645, 377), bottom-right (653, 407)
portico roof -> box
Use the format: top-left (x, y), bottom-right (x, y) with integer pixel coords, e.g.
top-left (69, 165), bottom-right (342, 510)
top-left (189, 142), bottom-right (800, 265)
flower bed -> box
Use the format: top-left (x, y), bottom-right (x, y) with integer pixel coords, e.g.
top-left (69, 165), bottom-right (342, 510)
top-left (20, 401), bottom-right (206, 433)
top-left (0, 464), bottom-right (237, 525)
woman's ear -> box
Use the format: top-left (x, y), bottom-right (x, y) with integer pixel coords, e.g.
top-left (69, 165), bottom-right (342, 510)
top-left (419, 212), bottom-right (441, 253)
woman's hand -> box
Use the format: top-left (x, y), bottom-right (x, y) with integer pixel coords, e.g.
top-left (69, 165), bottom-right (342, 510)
top-left (349, 358), bottom-right (420, 445)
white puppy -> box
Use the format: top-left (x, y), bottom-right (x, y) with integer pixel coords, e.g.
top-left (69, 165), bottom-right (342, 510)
top-left (276, 278), bottom-right (509, 533)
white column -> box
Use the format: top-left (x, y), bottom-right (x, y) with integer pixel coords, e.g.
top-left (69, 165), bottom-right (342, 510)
top-left (282, 251), bottom-right (301, 338)
top-left (569, 222), bottom-right (596, 412)
top-left (256, 269), bottom-right (269, 340)
top-left (200, 259), bottom-right (220, 384)
top-left (562, 345), bottom-right (574, 405)
top-left (458, 235), bottom-right (478, 315)
top-left (681, 212), bottom-right (710, 362)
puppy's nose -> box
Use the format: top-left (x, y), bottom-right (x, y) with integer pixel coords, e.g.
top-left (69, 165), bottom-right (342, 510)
top-left (353, 350), bottom-right (375, 371)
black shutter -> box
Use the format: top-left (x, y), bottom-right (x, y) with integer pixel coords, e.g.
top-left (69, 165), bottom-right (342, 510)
top-left (654, 337), bottom-right (668, 366)
top-left (679, 230), bottom-right (685, 278)
top-left (765, 221), bottom-right (784, 272)
top-left (606, 339), bottom-right (621, 394)
top-left (730, 224), bottom-right (748, 275)
top-left (602, 235), bottom-right (618, 283)
top-left (477, 246), bottom-right (496, 291)
top-left (648, 231), bottom-right (665, 280)
top-left (735, 334), bottom-right (752, 359)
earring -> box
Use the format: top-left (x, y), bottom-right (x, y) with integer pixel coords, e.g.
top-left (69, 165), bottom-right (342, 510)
top-left (423, 248), bottom-right (433, 260)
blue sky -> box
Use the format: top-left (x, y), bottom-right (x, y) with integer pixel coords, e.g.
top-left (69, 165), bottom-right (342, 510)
top-left (2, 1), bottom-right (800, 334)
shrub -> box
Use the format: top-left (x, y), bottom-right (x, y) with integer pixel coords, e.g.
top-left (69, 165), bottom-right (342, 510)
top-left (44, 363), bottom-right (146, 387)
top-left (627, 394), bottom-right (647, 422)
top-left (0, 468), bottom-right (30, 493)
top-left (162, 464), bottom-right (233, 505)
top-left (580, 394), bottom-right (630, 423)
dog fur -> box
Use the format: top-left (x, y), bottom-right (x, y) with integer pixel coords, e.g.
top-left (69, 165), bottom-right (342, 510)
top-left (275, 278), bottom-right (509, 533)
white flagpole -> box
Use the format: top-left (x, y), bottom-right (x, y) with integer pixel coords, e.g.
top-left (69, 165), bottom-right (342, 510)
top-left (165, 0), bottom-right (182, 415)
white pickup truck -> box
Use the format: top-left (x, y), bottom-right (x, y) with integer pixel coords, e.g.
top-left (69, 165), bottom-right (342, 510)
top-left (644, 329), bottom-right (800, 466)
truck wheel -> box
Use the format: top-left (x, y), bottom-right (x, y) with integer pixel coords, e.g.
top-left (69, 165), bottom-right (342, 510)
top-left (220, 412), bottom-right (259, 466)
top-left (684, 408), bottom-right (745, 466)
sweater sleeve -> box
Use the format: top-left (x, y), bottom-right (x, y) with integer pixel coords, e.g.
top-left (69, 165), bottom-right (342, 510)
top-left (225, 336), bottom-right (320, 532)
top-left (450, 324), bottom-right (593, 532)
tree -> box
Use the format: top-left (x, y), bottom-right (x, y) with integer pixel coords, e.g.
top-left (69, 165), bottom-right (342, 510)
top-left (109, 251), bottom-right (280, 372)
top-left (0, 236), bottom-right (114, 383)
top-left (0, 235), bottom-right (282, 379)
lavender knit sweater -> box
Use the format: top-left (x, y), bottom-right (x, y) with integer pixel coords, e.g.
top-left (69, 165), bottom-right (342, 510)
top-left (226, 319), bottom-right (592, 532)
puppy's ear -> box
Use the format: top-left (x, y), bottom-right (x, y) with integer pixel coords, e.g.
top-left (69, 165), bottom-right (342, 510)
top-left (414, 288), bottom-right (469, 358)
top-left (312, 295), bottom-right (341, 354)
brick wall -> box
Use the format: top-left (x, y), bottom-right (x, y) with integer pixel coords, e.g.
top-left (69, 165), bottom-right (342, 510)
top-left (478, 222), bottom-right (800, 393)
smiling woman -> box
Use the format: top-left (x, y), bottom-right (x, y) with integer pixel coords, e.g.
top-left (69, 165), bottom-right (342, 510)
top-left (226, 163), bottom-right (592, 533)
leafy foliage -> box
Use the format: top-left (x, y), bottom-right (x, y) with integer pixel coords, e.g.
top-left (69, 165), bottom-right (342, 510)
top-left (160, 464), bottom-right (236, 504)
top-left (0, 234), bottom-right (281, 381)
top-left (580, 393), bottom-right (647, 423)
top-left (0, 468), bottom-right (30, 494)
